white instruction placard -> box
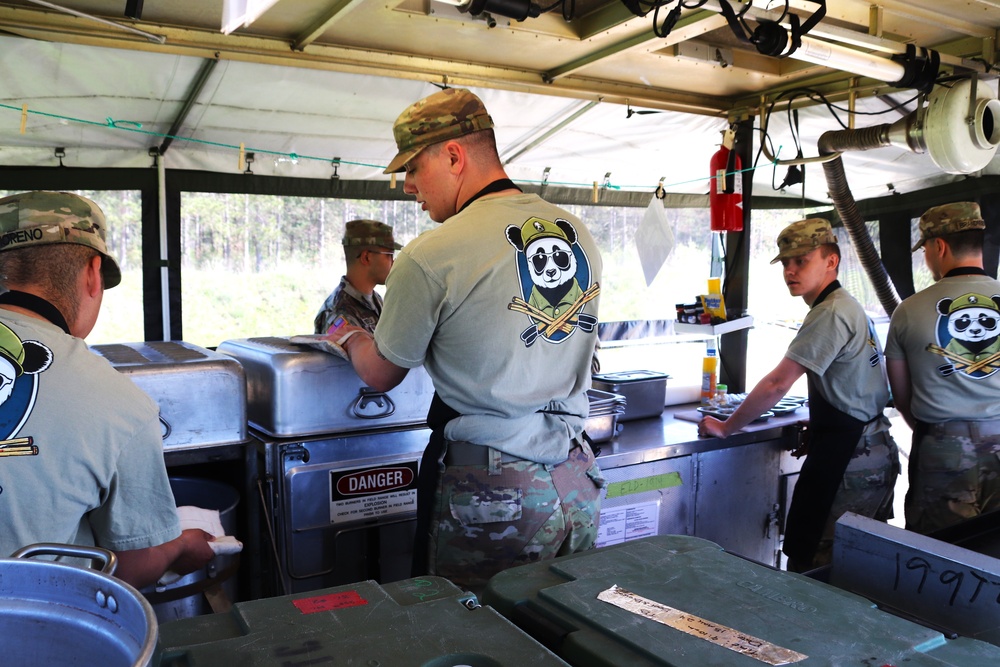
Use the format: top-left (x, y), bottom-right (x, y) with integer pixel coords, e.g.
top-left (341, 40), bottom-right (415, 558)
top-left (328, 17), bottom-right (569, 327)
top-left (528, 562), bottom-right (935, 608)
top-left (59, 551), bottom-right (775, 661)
top-left (596, 500), bottom-right (660, 548)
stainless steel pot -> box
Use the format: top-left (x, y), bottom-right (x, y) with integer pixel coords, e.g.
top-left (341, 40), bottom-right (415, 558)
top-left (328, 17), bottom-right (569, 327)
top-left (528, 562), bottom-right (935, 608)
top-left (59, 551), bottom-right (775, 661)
top-left (0, 543), bottom-right (157, 666)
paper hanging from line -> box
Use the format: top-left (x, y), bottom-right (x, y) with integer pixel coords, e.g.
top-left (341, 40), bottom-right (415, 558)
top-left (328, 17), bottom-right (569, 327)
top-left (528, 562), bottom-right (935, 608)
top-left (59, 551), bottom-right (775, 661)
top-left (634, 194), bottom-right (676, 287)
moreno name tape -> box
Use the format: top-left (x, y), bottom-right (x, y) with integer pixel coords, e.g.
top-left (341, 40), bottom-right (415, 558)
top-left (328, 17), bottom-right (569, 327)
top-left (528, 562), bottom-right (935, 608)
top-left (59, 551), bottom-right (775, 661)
top-left (596, 585), bottom-right (808, 665)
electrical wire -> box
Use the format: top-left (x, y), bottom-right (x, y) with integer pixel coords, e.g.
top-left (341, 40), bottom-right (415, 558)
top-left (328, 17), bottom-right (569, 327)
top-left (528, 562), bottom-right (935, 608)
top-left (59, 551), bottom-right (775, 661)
top-left (753, 76), bottom-right (941, 191)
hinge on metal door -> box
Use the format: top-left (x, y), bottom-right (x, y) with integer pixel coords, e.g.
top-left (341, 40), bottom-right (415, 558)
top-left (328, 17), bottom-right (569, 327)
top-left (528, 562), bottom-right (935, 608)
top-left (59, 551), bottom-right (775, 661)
top-left (765, 503), bottom-right (780, 539)
top-left (281, 443), bottom-right (310, 464)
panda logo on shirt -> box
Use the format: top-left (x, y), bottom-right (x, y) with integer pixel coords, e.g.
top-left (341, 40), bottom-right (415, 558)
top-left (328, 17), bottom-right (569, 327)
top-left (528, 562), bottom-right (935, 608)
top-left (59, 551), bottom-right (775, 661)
top-left (0, 321), bottom-right (52, 459)
top-left (506, 216), bottom-right (600, 347)
top-left (927, 292), bottom-right (1000, 378)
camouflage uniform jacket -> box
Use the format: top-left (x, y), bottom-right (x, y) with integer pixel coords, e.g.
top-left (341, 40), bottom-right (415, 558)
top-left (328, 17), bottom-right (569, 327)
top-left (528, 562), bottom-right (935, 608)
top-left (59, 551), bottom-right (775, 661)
top-left (314, 276), bottom-right (382, 335)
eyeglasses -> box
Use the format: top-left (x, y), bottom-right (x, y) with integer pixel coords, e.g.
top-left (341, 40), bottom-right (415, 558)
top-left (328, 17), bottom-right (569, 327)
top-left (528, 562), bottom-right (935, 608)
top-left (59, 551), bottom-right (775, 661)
top-left (357, 250), bottom-right (395, 259)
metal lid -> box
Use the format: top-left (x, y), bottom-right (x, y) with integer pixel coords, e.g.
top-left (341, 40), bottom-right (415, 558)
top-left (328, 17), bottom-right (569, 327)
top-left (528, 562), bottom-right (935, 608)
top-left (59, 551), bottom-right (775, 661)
top-left (593, 370), bottom-right (670, 383)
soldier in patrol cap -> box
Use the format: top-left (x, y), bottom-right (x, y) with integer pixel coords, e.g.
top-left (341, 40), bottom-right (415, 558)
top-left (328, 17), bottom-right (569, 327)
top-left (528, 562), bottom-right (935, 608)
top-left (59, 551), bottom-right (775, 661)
top-left (702, 217), bottom-right (898, 571)
top-left (885, 201), bottom-right (1000, 534)
top-left (314, 219), bottom-right (402, 335)
top-left (330, 88), bottom-right (604, 593)
top-left (0, 191), bottom-right (215, 589)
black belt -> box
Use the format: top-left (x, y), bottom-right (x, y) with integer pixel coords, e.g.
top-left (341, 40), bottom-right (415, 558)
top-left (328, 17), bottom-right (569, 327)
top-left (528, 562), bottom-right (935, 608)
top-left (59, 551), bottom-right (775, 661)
top-left (443, 440), bottom-right (522, 466)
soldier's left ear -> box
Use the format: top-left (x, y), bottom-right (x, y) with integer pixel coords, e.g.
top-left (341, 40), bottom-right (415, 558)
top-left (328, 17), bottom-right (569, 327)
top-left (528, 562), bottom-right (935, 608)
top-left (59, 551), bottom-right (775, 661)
top-left (827, 250), bottom-right (840, 271)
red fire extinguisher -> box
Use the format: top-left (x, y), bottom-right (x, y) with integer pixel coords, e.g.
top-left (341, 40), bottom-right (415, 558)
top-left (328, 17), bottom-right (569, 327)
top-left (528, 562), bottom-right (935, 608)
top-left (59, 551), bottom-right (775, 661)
top-left (709, 139), bottom-right (743, 232)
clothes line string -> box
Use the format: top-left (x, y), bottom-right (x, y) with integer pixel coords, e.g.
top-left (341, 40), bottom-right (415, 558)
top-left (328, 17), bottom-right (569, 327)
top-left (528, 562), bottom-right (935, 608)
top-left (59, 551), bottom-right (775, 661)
top-left (1, 102), bottom-right (778, 193)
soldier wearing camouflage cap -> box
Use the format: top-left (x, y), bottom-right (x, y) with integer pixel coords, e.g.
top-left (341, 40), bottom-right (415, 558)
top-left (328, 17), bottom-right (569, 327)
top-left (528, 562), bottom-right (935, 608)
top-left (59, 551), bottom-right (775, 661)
top-left (770, 218), bottom-right (838, 264)
top-left (336, 87), bottom-right (604, 593)
top-left (314, 219), bottom-right (401, 335)
top-left (0, 191), bottom-right (215, 588)
top-left (885, 200), bottom-right (1000, 535)
top-left (912, 201), bottom-right (985, 252)
top-left (0, 190), bottom-right (121, 288)
top-left (703, 216), bottom-right (898, 572)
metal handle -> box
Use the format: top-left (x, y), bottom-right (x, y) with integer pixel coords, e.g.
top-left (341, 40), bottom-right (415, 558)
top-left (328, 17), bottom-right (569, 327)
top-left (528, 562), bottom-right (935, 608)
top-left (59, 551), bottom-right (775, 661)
top-left (11, 543), bottom-right (118, 575)
top-left (352, 387), bottom-right (396, 419)
top-left (159, 415), bottom-right (172, 440)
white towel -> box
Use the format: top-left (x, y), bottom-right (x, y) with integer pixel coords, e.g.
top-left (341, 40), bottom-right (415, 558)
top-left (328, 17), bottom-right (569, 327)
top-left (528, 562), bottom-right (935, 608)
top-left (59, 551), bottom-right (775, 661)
top-left (289, 334), bottom-right (350, 360)
top-left (155, 505), bottom-right (243, 588)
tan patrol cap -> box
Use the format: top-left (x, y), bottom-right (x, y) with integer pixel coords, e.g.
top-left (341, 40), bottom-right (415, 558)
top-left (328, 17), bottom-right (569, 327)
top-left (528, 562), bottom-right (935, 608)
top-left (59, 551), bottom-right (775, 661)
top-left (342, 219), bottom-right (402, 250)
top-left (770, 218), bottom-right (838, 264)
top-left (0, 191), bottom-right (122, 289)
top-left (913, 201), bottom-right (985, 252)
top-left (384, 88), bottom-right (494, 174)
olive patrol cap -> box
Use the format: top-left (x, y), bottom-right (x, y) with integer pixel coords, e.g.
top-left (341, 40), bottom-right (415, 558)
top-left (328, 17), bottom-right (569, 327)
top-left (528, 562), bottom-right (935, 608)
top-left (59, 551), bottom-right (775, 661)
top-left (770, 218), bottom-right (838, 264)
top-left (944, 292), bottom-right (999, 315)
top-left (0, 191), bottom-right (121, 289)
top-left (913, 201), bottom-right (985, 252)
top-left (384, 88), bottom-right (494, 174)
top-left (519, 217), bottom-right (569, 247)
top-left (342, 219), bottom-right (402, 250)
top-left (0, 322), bottom-right (25, 376)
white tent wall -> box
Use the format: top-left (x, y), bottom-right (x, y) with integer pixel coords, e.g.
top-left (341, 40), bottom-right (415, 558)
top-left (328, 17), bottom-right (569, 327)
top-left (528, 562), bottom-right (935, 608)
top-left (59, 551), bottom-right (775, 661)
top-left (2, 32), bottom-right (989, 203)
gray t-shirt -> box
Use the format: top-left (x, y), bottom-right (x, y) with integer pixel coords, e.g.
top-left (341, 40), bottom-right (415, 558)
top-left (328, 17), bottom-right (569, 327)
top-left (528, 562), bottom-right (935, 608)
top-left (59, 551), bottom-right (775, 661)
top-left (885, 273), bottom-right (1000, 423)
top-left (374, 193), bottom-right (602, 464)
top-left (785, 286), bottom-right (890, 423)
top-left (0, 311), bottom-right (180, 557)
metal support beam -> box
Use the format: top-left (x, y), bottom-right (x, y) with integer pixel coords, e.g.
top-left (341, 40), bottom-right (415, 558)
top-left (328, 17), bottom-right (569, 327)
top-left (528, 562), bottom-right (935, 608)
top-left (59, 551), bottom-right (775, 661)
top-left (0, 7), bottom-right (729, 116)
top-left (544, 10), bottom-right (726, 82)
top-left (500, 99), bottom-right (599, 165)
top-left (292, 0), bottom-right (370, 51)
top-left (158, 57), bottom-right (220, 156)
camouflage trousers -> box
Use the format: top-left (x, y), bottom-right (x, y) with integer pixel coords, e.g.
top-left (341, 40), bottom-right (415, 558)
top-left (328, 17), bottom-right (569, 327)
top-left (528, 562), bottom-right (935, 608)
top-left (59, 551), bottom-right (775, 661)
top-left (428, 439), bottom-right (605, 593)
top-left (810, 432), bottom-right (899, 568)
top-left (905, 421), bottom-right (1000, 535)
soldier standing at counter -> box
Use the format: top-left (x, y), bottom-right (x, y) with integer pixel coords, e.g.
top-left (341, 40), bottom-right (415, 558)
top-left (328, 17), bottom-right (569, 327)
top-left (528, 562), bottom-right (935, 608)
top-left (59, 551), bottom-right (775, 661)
top-left (328, 88), bottom-right (605, 592)
top-left (0, 191), bottom-right (215, 588)
top-left (699, 218), bottom-right (898, 572)
top-left (314, 219), bottom-right (402, 335)
top-left (885, 201), bottom-right (1000, 535)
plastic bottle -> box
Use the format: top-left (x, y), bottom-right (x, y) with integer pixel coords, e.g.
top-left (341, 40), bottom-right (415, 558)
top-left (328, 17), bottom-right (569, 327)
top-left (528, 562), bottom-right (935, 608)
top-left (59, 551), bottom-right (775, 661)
top-left (715, 383), bottom-right (728, 406)
top-left (701, 343), bottom-right (718, 406)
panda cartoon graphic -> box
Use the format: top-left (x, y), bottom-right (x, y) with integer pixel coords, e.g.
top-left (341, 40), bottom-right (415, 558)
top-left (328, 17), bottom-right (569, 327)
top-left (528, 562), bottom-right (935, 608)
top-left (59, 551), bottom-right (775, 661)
top-left (927, 292), bottom-right (1000, 378)
top-left (506, 216), bottom-right (600, 347)
top-left (0, 321), bottom-right (52, 458)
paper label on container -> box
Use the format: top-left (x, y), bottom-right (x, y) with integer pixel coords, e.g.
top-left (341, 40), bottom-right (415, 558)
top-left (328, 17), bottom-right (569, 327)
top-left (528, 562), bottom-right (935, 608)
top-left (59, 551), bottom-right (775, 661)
top-left (293, 590), bottom-right (368, 614)
top-left (596, 500), bottom-right (659, 548)
top-left (597, 585), bottom-right (808, 665)
top-left (328, 460), bottom-right (418, 525)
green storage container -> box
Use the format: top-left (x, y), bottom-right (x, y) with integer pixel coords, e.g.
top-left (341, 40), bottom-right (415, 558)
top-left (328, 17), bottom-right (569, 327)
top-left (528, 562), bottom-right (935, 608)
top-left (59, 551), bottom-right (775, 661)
top-left (481, 535), bottom-right (1000, 667)
top-left (156, 576), bottom-right (569, 666)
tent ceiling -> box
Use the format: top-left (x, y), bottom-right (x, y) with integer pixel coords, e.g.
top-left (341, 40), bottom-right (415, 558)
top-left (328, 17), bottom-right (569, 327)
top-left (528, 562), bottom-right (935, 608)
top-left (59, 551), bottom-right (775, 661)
top-left (1, 0), bottom-right (999, 204)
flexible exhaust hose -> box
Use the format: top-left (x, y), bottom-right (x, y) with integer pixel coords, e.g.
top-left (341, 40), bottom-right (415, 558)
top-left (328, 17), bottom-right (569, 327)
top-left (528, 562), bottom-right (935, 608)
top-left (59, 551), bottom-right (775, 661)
top-left (818, 126), bottom-right (903, 316)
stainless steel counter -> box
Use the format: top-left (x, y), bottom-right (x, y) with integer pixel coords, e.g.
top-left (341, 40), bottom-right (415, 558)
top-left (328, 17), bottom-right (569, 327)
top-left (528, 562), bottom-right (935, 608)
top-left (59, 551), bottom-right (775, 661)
top-left (594, 402), bottom-right (804, 469)
top-left (592, 403), bottom-right (808, 567)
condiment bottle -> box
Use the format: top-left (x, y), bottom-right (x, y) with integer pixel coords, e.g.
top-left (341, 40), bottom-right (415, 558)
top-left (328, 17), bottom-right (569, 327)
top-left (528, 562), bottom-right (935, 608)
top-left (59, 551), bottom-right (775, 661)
top-left (701, 343), bottom-right (717, 405)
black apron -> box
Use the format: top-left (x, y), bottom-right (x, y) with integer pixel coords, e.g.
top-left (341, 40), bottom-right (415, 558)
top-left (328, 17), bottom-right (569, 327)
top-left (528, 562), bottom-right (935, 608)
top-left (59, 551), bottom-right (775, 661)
top-left (782, 281), bottom-right (866, 567)
top-left (411, 178), bottom-right (522, 577)
top-left (411, 393), bottom-right (460, 576)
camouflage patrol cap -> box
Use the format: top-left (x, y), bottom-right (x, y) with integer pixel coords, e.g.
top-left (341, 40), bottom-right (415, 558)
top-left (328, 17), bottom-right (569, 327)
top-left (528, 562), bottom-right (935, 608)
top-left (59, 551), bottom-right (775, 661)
top-left (383, 88), bottom-right (494, 174)
top-left (770, 218), bottom-right (838, 264)
top-left (0, 191), bottom-right (121, 289)
top-left (342, 219), bottom-right (402, 250)
top-left (913, 201), bottom-right (985, 252)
